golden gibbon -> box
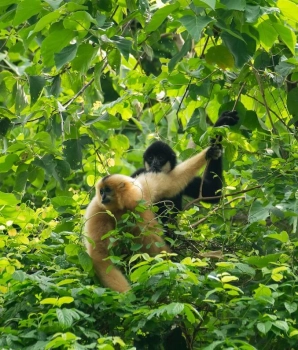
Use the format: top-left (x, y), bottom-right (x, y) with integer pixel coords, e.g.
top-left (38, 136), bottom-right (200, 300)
top-left (85, 145), bottom-right (221, 292)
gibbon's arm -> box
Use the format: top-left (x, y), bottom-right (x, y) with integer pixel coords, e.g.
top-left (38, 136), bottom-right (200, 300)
top-left (85, 196), bottom-right (131, 293)
top-left (136, 147), bottom-right (213, 202)
top-left (183, 110), bottom-right (239, 202)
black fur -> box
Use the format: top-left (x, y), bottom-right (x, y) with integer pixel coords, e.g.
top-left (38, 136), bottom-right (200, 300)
top-left (131, 111), bottom-right (239, 224)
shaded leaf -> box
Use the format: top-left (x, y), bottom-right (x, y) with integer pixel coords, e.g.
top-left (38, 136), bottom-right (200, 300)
top-left (145, 3), bottom-right (180, 33)
top-left (55, 44), bottom-right (78, 70)
top-left (179, 15), bottom-right (213, 42)
top-left (29, 76), bottom-right (46, 105)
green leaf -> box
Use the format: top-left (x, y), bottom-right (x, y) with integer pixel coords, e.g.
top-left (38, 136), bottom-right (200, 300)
top-left (221, 32), bottom-right (255, 68)
top-left (257, 19), bottom-right (278, 51)
top-left (55, 44), bottom-right (78, 70)
top-left (78, 251), bottom-right (93, 272)
top-left (272, 22), bottom-right (295, 55)
top-left (248, 201), bottom-right (270, 223)
top-left (33, 11), bottom-right (62, 32)
top-left (274, 320), bottom-right (289, 333)
top-left (285, 302), bottom-right (297, 314)
top-left (71, 43), bottom-right (96, 73)
top-left (63, 11), bottom-right (94, 32)
top-left (50, 75), bottom-right (61, 97)
top-left (205, 45), bottom-right (234, 69)
top-left (41, 23), bottom-right (74, 67)
top-left (168, 38), bottom-right (192, 72)
top-left (62, 139), bottom-right (82, 170)
top-left (193, 0), bottom-right (216, 10)
top-left (15, 83), bottom-right (27, 114)
top-left (51, 196), bottom-right (76, 209)
top-left (0, 117), bottom-right (11, 136)
top-left (165, 302), bottom-right (184, 316)
top-left (179, 15), bottom-right (213, 42)
top-left (277, 0), bottom-right (298, 22)
top-left (111, 36), bottom-right (132, 61)
top-left (57, 297), bottom-right (74, 307)
top-left (0, 154), bottom-right (19, 173)
top-left (184, 304), bottom-right (197, 323)
top-left (257, 321), bottom-right (272, 334)
top-left (287, 87), bottom-right (298, 117)
top-left (245, 5), bottom-right (261, 23)
top-left (245, 254), bottom-right (282, 268)
top-left (13, 0), bottom-right (42, 26)
top-left (0, 0), bottom-right (18, 6)
top-left (56, 308), bottom-right (73, 328)
top-left (266, 231), bottom-right (289, 243)
top-left (65, 244), bottom-right (81, 256)
top-left (145, 3), bottom-right (180, 33)
top-left (221, 0), bottom-right (246, 11)
top-left (130, 265), bottom-right (150, 282)
top-left (14, 171), bottom-right (28, 193)
top-left (108, 134), bottom-right (130, 151)
top-left (29, 76), bottom-right (46, 105)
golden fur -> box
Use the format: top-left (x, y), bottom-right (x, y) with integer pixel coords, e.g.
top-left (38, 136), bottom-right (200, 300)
top-left (85, 147), bottom-right (209, 292)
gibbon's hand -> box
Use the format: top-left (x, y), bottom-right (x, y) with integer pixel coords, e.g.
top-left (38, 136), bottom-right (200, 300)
top-left (206, 144), bottom-right (222, 160)
top-left (214, 110), bottom-right (239, 128)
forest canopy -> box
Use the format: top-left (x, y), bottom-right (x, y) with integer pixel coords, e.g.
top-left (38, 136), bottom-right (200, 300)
top-left (0, 0), bottom-right (298, 349)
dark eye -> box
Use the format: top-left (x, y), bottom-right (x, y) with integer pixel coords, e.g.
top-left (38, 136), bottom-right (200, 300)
top-left (158, 155), bottom-right (164, 161)
top-left (147, 155), bottom-right (153, 161)
top-left (105, 187), bottom-right (112, 193)
top-left (99, 188), bottom-right (104, 195)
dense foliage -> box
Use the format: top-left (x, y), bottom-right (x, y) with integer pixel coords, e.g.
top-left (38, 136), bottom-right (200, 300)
top-left (1, 0), bottom-right (298, 349)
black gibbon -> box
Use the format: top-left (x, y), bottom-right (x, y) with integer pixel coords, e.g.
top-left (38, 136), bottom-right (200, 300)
top-left (85, 145), bottom-right (221, 292)
top-left (131, 110), bottom-right (239, 223)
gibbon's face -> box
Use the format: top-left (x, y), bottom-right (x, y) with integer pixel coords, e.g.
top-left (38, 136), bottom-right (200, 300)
top-left (144, 141), bottom-right (177, 173)
top-left (96, 175), bottom-right (129, 210)
top-left (99, 185), bottom-right (114, 205)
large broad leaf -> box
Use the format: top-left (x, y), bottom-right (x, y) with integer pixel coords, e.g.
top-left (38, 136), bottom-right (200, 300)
top-left (29, 76), bottom-right (46, 105)
top-left (205, 45), bottom-right (234, 69)
top-left (257, 19), bottom-right (278, 51)
top-left (168, 38), bottom-right (192, 72)
top-left (111, 36), bottom-right (132, 61)
top-left (13, 0), bottom-right (42, 26)
top-left (248, 200), bottom-right (270, 223)
top-left (0, 0), bottom-right (18, 6)
top-left (145, 3), bottom-right (180, 33)
top-left (62, 137), bottom-right (92, 170)
top-left (0, 117), bottom-right (11, 136)
top-left (193, 0), bottom-right (216, 10)
top-left (221, 0), bottom-right (246, 11)
top-left (179, 15), bottom-right (213, 42)
top-left (287, 87), bottom-right (298, 117)
top-left (33, 11), bottom-right (62, 33)
top-left (277, 0), bottom-right (298, 23)
top-left (71, 43), bottom-right (96, 73)
top-left (221, 32), bottom-right (255, 68)
top-left (0, 192), bottom-right (19, 206)
top-left (273, 23), bottom-right (296, 55)
top-left (54, 44), bottom-right (78, 70)
top-left (41, 23), bottom-right (74, 67)
top-left (0, 154), bottom-right (19, 173)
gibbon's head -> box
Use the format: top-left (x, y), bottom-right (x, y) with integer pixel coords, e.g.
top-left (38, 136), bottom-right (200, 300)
top-left (143, 141), bottom-right (177, 173)
top-left (95, 174), bottom-right (141, 211)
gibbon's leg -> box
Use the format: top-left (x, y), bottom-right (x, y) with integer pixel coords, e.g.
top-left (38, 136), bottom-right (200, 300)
top-left (86, 240), bottom-right (131, 293)
top-left (85, 199), bottom-right (131, 292)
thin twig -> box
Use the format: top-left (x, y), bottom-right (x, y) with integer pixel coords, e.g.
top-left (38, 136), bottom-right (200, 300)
top-left (252, 67), bottom-right (277, 134)
top-left (190, 195), bottom-right (245, 228)
top-left (63, 77), bottom-right (95, 109)
top-left (184, 185), bottom-right (262, 210)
